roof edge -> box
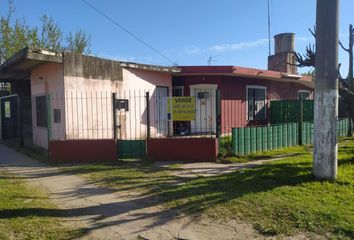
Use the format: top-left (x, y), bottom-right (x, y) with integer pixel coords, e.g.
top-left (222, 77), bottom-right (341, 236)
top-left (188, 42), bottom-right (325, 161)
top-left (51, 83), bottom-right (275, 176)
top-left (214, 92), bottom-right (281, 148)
top-left (120, 62), bottom-right (180, 73)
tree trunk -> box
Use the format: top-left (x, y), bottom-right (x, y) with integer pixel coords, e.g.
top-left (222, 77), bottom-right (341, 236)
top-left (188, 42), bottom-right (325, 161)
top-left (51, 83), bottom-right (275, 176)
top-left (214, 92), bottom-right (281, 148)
top-left (348, 24), bottom-right (354, 88)
top-left (339, 85), bottom-right (354, 123)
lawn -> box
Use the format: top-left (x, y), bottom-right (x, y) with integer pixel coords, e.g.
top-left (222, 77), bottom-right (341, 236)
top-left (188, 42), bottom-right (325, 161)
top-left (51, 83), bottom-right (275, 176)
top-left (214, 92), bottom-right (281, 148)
top-left (63, 137), bottom-right (354, 239)
top-left (221, 145), bottom-right (312, 163)
top-left (0, 171), bottom-right (82, 240)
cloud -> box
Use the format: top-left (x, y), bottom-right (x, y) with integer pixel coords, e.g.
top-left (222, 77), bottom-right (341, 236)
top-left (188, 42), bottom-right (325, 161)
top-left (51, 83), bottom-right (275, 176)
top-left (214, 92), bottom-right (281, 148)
top-left (182, 38), bottom-right (269, 55)
top-left (208, 38), bottom-right (269, 52)
top-left (297, 36), bottom-right (312, 42)
top-left (184, 46), bottom-right (202, 55)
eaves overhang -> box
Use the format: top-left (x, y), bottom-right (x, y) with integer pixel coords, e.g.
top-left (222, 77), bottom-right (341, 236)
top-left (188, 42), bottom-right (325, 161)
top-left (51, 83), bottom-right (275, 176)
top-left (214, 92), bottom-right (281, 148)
top-left (0, 47), bottom-right (63, 80)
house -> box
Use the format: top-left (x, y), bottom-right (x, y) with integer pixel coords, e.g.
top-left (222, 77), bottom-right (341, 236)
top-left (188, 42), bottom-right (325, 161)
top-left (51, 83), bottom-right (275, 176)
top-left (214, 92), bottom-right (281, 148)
top-left (172, 33), bottom-right (314, 135)
top-left (0, 47), bottom-right (180, 153)
top-left (0, 32), bottom-right (315, 162)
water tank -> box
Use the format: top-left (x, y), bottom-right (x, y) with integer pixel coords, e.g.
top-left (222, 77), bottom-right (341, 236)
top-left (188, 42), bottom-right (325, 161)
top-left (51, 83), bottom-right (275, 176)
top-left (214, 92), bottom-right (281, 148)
top-left (274, 33), bottom-right (295, 54)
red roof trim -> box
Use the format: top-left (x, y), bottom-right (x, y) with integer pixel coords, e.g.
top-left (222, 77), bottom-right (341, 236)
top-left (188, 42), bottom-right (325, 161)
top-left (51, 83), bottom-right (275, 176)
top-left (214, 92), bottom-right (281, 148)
top-left (177, 66), bottom-right (312, 82)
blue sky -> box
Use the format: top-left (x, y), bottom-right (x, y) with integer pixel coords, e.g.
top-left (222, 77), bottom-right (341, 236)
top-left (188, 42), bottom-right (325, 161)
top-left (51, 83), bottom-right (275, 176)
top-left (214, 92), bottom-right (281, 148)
top-left (0, 0), bottom-right (353, 75)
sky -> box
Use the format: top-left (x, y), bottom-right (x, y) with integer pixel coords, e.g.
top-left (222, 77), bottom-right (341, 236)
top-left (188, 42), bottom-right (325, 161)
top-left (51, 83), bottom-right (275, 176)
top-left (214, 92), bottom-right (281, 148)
top-left (0, 0), bottom-right (353, 75)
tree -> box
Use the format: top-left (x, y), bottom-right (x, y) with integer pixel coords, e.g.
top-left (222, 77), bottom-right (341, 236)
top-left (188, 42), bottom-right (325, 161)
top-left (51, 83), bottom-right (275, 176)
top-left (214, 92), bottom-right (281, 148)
top-left (39, 14), bottom-right (62, 51)
top-left (294, 26), bottom-right (316, 68)
top-left (0, 0), bottom-right (91, 63)
top-left (339, 24), bottom-right (354, 88)
top-left (66, 29), bottom-right (91, 54)
top-left (295, 25), bottom-right (354, 122)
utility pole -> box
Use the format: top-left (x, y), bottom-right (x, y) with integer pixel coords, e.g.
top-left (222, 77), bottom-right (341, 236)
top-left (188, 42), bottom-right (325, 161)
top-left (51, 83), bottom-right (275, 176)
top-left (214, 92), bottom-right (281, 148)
top-left (313, 0), bottom-right (339, 180)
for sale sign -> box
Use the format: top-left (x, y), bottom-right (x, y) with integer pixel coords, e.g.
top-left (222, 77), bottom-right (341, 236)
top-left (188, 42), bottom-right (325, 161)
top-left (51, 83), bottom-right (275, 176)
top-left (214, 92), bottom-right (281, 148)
top-left (167, 97), bottom-right (196, 121)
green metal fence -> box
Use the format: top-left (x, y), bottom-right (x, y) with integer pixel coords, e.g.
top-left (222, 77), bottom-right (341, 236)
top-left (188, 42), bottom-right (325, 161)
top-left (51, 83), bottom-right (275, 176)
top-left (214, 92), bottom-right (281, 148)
top-left (232, 123), bottom-right (299, 155)
top-left (270, 100), bottom-right (314, 124)
top-left (117, 140), bottom-right (146, 159)
top-left (231, 118), bottom-right (352, 155)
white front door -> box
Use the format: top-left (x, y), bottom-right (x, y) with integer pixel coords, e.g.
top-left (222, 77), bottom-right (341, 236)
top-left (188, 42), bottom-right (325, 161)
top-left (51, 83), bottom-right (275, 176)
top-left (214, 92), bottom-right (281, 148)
top-left (156, 86), bottom-right (168, 136)
top-left (190, 84), bottom-right (217, 134)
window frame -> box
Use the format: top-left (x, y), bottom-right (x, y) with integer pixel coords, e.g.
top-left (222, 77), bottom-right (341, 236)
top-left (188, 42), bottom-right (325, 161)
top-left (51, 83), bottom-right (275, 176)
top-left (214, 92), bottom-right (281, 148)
top-left (35, 95), bottom-right (48, 128)
top-left (298, 90), bottom-right (311, 100)
top-left (246, 85), bottom-right (267, 121)
top-left (172, 86), bottom-right (184, 97)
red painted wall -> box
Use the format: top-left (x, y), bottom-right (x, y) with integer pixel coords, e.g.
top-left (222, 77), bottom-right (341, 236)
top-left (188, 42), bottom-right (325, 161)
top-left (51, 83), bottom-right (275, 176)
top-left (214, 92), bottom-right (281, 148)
top-left (49, 139), bottom-right (117, 162)
top-left (147, 138), bottom-right (218, 162)
top-left (173, 75), bottom-right (314, 133)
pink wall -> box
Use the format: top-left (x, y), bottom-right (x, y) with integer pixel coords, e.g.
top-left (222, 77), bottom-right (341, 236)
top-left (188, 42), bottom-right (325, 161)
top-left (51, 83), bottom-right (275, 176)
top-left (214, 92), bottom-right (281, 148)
top-left (122, 68), bottom-right (173, 138)
top-left (31, 63), bottom-right (65, 149)
top-left (29, 59), bottom-right (173, 149)
top-left (62, 67), bottom-right (172, 140)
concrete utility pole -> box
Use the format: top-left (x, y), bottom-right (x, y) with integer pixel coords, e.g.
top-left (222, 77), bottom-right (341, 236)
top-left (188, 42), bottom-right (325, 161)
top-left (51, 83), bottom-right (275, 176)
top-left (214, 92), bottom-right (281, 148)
top-left (313, 0), bottom-right (339, 180)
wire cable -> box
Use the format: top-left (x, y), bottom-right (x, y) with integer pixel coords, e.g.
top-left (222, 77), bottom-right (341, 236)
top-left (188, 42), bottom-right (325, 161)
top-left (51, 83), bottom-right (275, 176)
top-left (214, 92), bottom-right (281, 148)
top-left (79, 0), bottom-right (176, 65)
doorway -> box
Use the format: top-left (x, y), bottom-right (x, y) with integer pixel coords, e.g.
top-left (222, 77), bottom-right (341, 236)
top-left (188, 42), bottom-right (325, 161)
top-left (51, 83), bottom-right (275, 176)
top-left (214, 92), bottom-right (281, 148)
top-left (156, 86), bottom-right (169, 137)
top-left (190, 84), bottom-right (217, 134)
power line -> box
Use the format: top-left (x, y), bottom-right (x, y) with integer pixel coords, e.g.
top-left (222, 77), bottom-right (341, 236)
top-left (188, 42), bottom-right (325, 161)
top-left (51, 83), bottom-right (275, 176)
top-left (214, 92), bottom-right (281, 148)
top-left (79, 0), bottom-right (176, 65)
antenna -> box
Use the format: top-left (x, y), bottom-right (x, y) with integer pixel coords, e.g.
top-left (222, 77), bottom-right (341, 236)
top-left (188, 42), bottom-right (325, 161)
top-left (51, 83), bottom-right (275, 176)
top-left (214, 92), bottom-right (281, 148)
top-left (208, 55), bottom-right (220, 65)
top-left (267, 0), bottom-right (271, 56)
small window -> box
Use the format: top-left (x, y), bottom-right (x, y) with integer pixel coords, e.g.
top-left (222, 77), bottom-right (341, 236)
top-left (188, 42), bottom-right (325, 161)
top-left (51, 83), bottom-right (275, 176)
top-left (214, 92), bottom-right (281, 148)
top-left (53, 109), bottom-right (61, 123)
top-left (172, 86), bottom-right (184, 97)
top-left (115, 99), bottom-right (129, 111)
top-left (197, 92), bottom-right (209, 99)
top-left (4, 101), bottom-right (11, 118)
top-left (298, 90), bottom-right (310, 100)
top-left (247, 86), bottom-right (266, 121)
top-left (36, 95), bottom-right (47, 127)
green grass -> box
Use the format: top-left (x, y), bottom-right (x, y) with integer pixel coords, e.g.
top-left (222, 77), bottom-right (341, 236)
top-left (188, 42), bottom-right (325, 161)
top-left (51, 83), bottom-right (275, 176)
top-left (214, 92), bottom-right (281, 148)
top-left (218, 135), bottom-right (312, 163)
top-left (62, 138), bottom-right (354, 239)
top-left (0, 172), bottom-right (83, 240)
top-left (221, 145), bottom-right (312, 163)
top-left (161, 138), bottom-right (354, 239)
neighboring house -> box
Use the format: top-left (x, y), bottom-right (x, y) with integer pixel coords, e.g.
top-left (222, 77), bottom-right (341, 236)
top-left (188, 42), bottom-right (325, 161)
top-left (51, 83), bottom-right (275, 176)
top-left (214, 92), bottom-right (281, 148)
top-left (172, 66), bottom-right (313, 135)
top-left (172, 33), bottom-right (314, 135)
top-left (0, 47), bottom-right (180, 149)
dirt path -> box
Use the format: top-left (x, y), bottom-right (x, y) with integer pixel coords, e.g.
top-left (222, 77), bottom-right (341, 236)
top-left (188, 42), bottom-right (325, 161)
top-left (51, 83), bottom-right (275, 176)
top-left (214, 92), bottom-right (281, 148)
top-left (0, 144), bottom-right (266, 240)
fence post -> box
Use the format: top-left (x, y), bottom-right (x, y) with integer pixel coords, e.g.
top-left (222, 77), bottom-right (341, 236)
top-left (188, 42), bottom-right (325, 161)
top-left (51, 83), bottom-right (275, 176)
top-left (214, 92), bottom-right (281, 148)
top-left (146, 92), bottom-right (150, 139)
top-left (112, 93), bottom-right (117, 140)
top-left (298, 99), bottom-right (304, 145)
top-left (17, 95), bottom-right (24, 148)
top-left (215, 89), bottom-right (221, 140)
top-left (46, 94), bottom-right (52, 145)
top-left (45, 94), bottom-right (52, 160)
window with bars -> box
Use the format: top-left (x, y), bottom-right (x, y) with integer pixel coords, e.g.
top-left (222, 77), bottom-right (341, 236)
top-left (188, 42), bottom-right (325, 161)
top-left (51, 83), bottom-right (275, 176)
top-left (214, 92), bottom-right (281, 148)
top-left (36, 95), bottom-right (47, 127)
top-left (172, 86), bottom-right (184, 97)
top-left (298, 90), bottom-right (311, 100)
top-left (247, 87), bottom-right (266, 121)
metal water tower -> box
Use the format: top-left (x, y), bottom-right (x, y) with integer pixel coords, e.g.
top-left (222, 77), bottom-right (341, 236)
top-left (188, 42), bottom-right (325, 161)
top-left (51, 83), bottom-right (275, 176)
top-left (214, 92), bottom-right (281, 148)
top-left (274, 33), bottom-right (295, 54)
